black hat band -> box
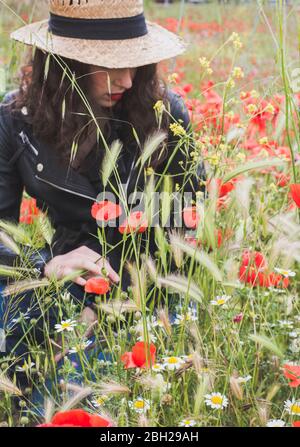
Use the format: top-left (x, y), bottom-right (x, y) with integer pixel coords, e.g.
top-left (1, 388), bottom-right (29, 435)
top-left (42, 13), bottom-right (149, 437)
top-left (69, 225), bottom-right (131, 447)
top-left (48, 12), bottom-right (148, 40)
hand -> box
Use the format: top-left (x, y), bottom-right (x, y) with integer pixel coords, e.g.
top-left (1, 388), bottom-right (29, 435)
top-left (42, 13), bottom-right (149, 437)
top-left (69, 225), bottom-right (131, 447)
top-left (43, 245), bottom-right (120, 287)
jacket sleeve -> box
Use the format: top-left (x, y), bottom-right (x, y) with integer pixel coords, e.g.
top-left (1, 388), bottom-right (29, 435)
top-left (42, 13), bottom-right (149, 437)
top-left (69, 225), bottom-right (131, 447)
top-left (0, 103), bottom-right (24, 222)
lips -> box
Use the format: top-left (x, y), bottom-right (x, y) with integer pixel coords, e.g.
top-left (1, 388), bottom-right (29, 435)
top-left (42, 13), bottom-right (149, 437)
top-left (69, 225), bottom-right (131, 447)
top-left (110, 93), bottom-right (124, 101)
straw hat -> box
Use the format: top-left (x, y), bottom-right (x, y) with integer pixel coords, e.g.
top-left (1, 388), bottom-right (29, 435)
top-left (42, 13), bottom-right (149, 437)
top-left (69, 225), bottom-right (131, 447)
top-left (10, 0), bottom-right (187, 68)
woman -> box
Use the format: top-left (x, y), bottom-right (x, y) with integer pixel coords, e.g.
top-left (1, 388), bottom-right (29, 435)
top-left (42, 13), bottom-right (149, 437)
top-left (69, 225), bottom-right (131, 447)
top-left (0, 0), bottom-right (204, 390)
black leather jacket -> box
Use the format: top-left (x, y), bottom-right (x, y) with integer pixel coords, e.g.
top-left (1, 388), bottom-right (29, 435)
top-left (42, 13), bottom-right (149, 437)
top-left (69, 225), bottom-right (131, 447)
top-left (0, 89), bottom-right (205, 285)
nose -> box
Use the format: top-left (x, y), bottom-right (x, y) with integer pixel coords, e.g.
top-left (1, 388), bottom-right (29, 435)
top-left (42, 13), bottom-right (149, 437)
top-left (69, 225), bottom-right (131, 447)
top-left (115, 68), bottom-right (134, 90)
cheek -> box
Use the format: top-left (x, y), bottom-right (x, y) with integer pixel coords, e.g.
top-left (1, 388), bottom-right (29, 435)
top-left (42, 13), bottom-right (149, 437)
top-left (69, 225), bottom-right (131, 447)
top-left (90, 72), bottom-right (110, 92)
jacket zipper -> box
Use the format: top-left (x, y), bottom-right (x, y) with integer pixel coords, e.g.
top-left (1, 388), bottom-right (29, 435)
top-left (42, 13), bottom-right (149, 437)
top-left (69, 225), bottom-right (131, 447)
top-left (19, 131), bottom-right (39, 156)
top-left (35, 175), bottom-right (97, 201)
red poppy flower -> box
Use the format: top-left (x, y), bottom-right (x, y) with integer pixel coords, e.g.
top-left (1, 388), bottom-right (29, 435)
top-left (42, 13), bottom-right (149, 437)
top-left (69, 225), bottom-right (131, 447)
top-left (207, 178), bottom-right (236, 198)
top-left (119, 211), bottom-right (148, 234)
top-left (239, 265), bottom-right (258, 285)
top-left (182, 206), bottom-right (200, 229)
top-left (274, 172), bottom-right (290, 187)
top-left (265, 272), bottom-right (289, 289)
top-left (184, 228), bottom-right (224, 250)
top-left (19, 197), bottom-right (40, 224)
top-left (37, 409), bottom-right (112, 427)
top-left (290, 184), bottom-right (300, 208)
top-left (121, 341), bottom-right (156, 369)
top-left (91, 200), bottom-right (122, 222)
top-left (293, 421), bottom-right (300, 427)
top-left (283, 364), bottom-right (300, 388)
top-left (183, 83), bottom-right (193, 94)
top-left (84, 277), bottom-right (110, 295)
top-left (241, 250), bottom-right (267, 270)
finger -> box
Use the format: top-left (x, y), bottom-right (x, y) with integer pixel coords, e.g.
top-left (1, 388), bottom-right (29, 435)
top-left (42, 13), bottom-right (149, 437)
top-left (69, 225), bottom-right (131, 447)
top-left (101, 260), bottom-right (120, 283)
top-left (73, 276), bottom-right (87, 287)
top-left (76, 259), bottom-right (105, 278)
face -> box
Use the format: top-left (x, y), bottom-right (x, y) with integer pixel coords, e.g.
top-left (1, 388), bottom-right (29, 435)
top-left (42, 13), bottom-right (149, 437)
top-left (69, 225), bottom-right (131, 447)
top-left (88, 65), bottom-right (137, 107)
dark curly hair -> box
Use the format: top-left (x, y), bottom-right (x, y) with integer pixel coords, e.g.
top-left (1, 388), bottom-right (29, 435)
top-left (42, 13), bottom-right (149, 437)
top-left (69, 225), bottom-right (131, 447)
top-left (12, 48), bottom-right (170, 168)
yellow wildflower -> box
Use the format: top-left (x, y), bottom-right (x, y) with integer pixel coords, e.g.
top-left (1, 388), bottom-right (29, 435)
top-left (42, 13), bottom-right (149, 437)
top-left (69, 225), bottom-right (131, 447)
top-left (153, 100), bottom-right (165, 114)
top-left (227, 78), bottom-right (235, 89)
top-left (250, 89), bottom-right (260, 98)
top-left (232, 66), bottom-right (244, 79)
top-left (206, 154), bottom-right (220, 166)
top-left (145, 167), bottom-right (154, 176)
top-left (169, 123), bottom-right (186, 137)
top-left (225, 111), bottom-right (235, 120)
top-left (219, 143), bottom-right (228, 151)
top-left (236, 153), bottom-right (246, 162)
top-left (199, 57), bottom-right (210, 68)
top-left (259, 137), bottom-right (268, 145)
top-left (230, 32), bottom-right (243, 49)
top-left (265, 103), bottom-right (275, 114)
top-left (167, 72), bottom-right (179, 84)
top-left (246, 103), bottom-right (258, 114)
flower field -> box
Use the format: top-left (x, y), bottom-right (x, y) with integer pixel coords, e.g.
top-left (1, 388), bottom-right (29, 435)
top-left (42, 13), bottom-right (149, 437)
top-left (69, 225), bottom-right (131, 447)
top-left (0, 0), bottom-right (300, 428)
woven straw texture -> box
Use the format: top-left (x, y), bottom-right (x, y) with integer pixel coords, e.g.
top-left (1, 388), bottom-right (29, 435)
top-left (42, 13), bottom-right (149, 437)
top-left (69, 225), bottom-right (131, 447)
top-left (50, 0), bottom-right (143, 19)
top-left (11, 19), bottom-right (187, 68)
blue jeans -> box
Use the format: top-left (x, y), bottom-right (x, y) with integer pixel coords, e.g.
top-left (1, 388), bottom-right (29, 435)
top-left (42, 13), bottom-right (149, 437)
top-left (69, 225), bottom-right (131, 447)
top-left (0, 245), bottom-right (183, 416)
top-left (0, 244), bottom-right (115, 409)
top-left (0, 276), bottom-right (113, 416)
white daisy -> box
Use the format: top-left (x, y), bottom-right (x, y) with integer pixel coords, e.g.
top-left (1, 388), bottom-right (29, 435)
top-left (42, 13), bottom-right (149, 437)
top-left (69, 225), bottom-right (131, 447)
top-left (69, 339), bottom-right (93, 353)
top-left (266, 419), bottom-right (285, 427)
top-left (179, 418), bottom-right (197, 427)
top-left (278, 320), bottom-right (294, 329)
top-left (210, 295), bottom-right (231, 306)
top-left (10, 307), bottom-right (32, 326)
top-left (91, 395), bottom-right (110, 408)
top-left (204, 392), bottom-right (229, 410)
top-left (134, 319), bottom-right (153, 333)
top-left (290, 339), bottom-right (300, 353)
top-left (150, 316), bottom-right (166, 328)
top-left (151, 363), bottom-right (165, 372)
top-left (134, 319), bottom-right (157, 343)
top-left (274, 268), bottom-right (296, 278)
top-left (288, 331), bottom-right (299, 339)
top-left (237, 375), bottom-right (252, 383)
top-left (54, 319), bottom-right (77, 333)
top-left (162, 356), bottom-right (185, 371)
top-left (137, 333), bottom-right (157, 343)
top-left (284, 399), bottom-right (300, 415)
top-left (15, 361), bottom-right (35, 372)
top-left (11, 313), bottom-right (30, 325)
top-left (267, 288), bottom-right (286, 294)
top-left (128, 397), bottom-right (150, 414)
top-left (173, 308), bottom-right (198, 325)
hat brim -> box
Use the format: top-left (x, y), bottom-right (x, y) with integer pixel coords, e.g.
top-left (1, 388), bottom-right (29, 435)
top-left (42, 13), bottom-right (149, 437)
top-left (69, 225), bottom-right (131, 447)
top-left (10, 19), bottom-right (187, 68)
